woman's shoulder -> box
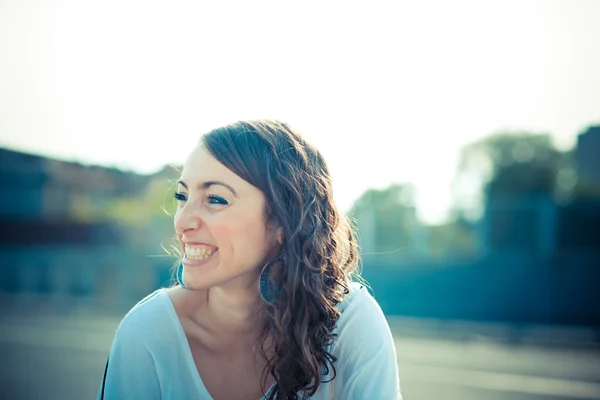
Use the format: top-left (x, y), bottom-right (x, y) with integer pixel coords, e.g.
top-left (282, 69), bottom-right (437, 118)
top-left (329, 284), bottom-right (401, 398)
top-left (337, 281), bottom-right (371, 313)
top-left (114, 288), bottom-right (171, 339)
top-left (336, 281), bottom-right (390, 331)
top-left (333, 281), bottom-right (399, 369)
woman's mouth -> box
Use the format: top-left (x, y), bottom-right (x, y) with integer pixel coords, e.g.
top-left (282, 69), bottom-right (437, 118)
top-left (183, 244), bottom-right (219, 265)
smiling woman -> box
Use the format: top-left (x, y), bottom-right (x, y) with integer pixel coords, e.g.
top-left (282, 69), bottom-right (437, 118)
top-left (99, 120), bottom-right (402, 400)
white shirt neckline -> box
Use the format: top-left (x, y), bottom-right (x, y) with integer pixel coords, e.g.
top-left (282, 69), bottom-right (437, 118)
top-left (157, 288), bottom-right (275, 400)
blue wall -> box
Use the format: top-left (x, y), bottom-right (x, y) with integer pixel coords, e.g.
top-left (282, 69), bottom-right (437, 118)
top-left (361, 256), bottom-right (600, 326)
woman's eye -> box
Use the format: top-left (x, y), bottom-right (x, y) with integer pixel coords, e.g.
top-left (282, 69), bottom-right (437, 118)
top-left (173, 192), bottom-right (187, 202)
top-left (207, 195), bottom-right (228, 205)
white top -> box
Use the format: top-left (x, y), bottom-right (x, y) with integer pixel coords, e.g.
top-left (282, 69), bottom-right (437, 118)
top-left (99, 282), bottom-right (402, 399)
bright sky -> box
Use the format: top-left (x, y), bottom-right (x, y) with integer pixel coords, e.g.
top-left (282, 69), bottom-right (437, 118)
top-left (1, 0), bottom-right (599, 224)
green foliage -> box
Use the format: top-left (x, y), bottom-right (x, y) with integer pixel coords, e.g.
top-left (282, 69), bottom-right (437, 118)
top-left (351, 183), bottom-right (416, 253)
top-left (458, 131), bottom-right (564, 197)
top-left (427, 217), bottom-right (479, 259)
top-left (104, 178), bottom-right (177, 225)
top-left (451, 130), bottom-right (578, 223)
top-left (67, 168), bottom-right (179, 226)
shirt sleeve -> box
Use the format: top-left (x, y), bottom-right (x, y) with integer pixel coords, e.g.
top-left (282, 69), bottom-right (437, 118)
top-left (333, 287), bottom-right (402, 399)
top-left (98, 312), bottom-right (161, 400)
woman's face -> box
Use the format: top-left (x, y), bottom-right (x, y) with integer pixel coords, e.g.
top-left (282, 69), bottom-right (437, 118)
top-left (174, 144), bottom-right (282, 290)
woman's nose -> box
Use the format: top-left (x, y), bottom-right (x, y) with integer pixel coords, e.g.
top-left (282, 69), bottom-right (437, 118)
top-left (175, 204), bottom-right (202, 234)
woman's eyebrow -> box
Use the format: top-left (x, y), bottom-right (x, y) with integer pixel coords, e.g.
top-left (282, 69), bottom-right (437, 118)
top-left (177, 180), bottom-right (238, 197)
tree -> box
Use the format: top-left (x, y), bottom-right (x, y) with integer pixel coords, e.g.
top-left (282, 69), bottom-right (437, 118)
top-left (452, 131), bottom-right (568, 220)
top-left (69, 167), bottom-right (179, 226)
top-left (350, 183), bottom-right (416, 254)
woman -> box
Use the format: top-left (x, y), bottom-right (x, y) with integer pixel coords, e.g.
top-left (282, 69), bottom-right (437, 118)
top-left (99, 120), bottom-right (401, 399)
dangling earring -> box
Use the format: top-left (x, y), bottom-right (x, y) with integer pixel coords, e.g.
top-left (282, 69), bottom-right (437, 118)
top-left (259, 258), bottom-right (282, 303)
top-left (176, 262), bottom-right (187, 288)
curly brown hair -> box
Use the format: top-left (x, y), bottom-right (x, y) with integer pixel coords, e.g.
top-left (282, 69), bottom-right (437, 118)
top-left (193, 120), bottom-right (360, 399)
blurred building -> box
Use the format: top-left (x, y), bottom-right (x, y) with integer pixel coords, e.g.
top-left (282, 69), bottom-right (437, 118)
top-left (575, 125), bottom-right (600, 184)
top-left (480, 126), bottom-right (600, 262)
top-left (356, 128), bottom-right (600, 326)
top-left (481, 194), bottom-right (556, 261)
top-left (0, 148), bottom-right (170, 308)
top-left (0, 148), bottom-right (148, 221)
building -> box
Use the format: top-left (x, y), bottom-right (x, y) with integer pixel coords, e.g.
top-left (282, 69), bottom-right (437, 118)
top-left (0, 147), bottom-right (170, 308)
top-left (575, 125), bottom-right (600, 185)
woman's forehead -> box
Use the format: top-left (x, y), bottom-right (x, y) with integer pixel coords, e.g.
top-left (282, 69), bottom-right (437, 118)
top-left (182, 146), bottom-right (228, 177)
top-left (179, 146), bottom-right (259, 195)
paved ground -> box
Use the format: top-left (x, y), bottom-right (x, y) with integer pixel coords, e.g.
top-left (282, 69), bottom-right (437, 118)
top-left (1, 297), bottom-right (599, 399)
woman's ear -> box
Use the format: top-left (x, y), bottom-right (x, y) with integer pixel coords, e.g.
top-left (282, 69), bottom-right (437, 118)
top-left (276, 226), bottom-right (284, 245)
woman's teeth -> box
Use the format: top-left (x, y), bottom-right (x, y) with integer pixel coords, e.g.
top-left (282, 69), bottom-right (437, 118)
top-left (185, 246), bottom-right (214, 260)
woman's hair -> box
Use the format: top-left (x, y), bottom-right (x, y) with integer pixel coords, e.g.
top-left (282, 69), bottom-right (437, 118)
top-left (200, 120), bottom-right (360, 399)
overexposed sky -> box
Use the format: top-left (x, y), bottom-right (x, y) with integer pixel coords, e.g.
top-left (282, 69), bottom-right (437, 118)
top-left (1, 0), bottom-right (599, 223)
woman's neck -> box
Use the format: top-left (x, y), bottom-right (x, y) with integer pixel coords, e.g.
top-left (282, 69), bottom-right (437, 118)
top-left (206, 285), bottom-right (266, 336)
top-left (174, 279), bottom-right (267, 339)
